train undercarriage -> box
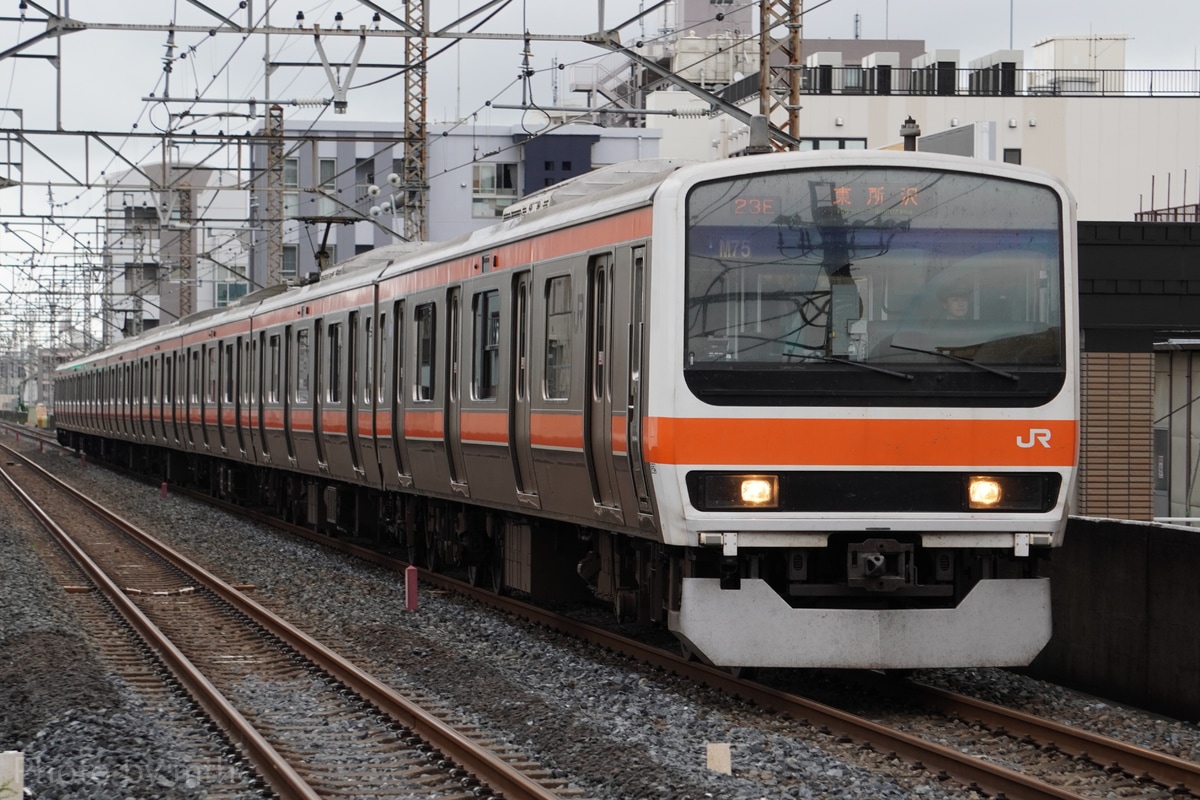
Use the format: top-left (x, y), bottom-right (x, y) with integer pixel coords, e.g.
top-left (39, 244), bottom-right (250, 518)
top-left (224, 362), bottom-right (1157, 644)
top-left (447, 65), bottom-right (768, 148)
top-left (63, 431), bottom-right (1054, 669)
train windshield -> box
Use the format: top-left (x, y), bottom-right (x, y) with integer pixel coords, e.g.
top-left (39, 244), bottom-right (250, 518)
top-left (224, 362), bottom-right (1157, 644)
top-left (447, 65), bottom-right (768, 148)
top-left (683, 165), bottom-right (1065, 406)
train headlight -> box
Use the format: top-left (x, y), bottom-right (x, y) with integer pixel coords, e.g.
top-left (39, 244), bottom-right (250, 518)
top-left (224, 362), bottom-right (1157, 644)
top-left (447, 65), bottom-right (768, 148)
top-left (740, 477), bottom-right (775, 506)
top-left (968, 477), bottom-right (1003, 508)
top-left (701, 474), bottom-right (779, 509)
top-left (966, 475), bottom-right (1048, 511)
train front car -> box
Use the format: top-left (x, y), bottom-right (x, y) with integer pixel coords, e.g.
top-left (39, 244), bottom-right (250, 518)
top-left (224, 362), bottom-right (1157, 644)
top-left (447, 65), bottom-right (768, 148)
top-left (649, 151), bottom-right (1078, 670)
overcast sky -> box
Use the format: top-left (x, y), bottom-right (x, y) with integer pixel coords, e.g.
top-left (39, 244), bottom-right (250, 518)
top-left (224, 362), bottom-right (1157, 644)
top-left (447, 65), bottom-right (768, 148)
top-left (0, 0), bottom-right (1196, 261)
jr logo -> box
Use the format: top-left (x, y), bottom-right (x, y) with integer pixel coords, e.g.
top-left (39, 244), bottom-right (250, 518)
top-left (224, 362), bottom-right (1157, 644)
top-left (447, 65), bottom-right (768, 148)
top-left (1017, 428), bottom-right (1052, 449)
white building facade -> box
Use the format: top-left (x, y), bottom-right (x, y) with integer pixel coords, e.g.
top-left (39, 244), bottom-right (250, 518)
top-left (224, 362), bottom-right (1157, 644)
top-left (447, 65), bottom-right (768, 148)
top-left (644, 35), bottom-right (1199, 221)
top-left (103, 164), bottom-right (249, 343)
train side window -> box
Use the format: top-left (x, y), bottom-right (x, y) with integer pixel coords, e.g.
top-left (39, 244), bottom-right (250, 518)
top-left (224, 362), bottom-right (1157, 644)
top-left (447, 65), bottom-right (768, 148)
top-left (329, 322), bottom-right (342, 404)
top-left (190, 350), bottom-right (201, 403)
top-left (472, 289), bottom-right (500, 400)
top-left (415, 303), bottom-right (436, 401)
top-left (223, 342), bottom-right (235, 403)
top-left (206, 346), bottom-right (217, 403)
top-left (364, 315), bottom-right (374, 405)
top-left (544, 275), bottom-right (572, 400)
top-left (296, 329), bottom-right (311, 404)
top-left (268, 334), bottom-right (281, 402)
top-left (378, 311), bottom-right (389, 403)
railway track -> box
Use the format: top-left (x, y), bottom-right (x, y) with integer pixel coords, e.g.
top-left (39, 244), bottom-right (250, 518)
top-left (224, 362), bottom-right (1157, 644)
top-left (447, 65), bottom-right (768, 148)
top-left (0, 439), bottom-right (585, 800)
top-left (141, 473), bottom-right (1200, 799)
top-left (10, 428), bottom-right (1200, 799)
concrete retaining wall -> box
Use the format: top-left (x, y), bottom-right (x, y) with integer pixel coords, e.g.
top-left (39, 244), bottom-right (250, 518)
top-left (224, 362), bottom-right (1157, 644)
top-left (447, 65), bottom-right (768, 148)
top-left (1030, 516), bottom-right (1200, 721)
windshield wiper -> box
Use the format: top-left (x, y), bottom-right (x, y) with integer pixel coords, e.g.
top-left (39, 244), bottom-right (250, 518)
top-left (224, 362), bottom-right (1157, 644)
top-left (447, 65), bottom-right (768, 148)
top-left (817, 355), bottom-right (914, 380)
top-left (889, 344), bottom-right (1019, 381)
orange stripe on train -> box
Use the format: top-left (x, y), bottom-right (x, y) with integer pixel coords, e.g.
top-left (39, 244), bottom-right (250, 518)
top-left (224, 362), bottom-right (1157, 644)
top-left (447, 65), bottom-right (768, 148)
top-left (460, 411), bottom-right (508, 444)
top-left (643, 417), bottom-right (1078, 468)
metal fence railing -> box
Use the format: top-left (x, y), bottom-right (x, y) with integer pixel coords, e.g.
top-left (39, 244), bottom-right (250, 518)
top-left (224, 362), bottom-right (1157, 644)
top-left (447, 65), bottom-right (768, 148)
top-left (752, 66), bottom-right (1200, 99)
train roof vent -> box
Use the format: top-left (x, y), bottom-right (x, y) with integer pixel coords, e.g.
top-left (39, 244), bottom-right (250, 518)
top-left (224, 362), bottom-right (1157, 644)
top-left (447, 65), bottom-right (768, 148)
top-left (175, 305), bottom-right (228, 326)
top-left (235, 283), bottom-right (292, 305)
top-left (502, 158), bottom-right (690, 220)
top-left (321, 241), bottom-right (430, 278)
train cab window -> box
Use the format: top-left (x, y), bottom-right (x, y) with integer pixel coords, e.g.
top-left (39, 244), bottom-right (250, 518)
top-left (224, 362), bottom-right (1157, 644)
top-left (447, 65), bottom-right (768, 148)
top-left (544, 275), bottom-right (573, 400)
top-left (328, 323), bottom-right (342, 404)
top-left (415, 303), bottom-right (436, 401)
top-left (472, 290), bottom-right (500, 400)
top-left (268, 335), bottom-right (281, 402)
top-left (296, 329), bottom-right (311, 404)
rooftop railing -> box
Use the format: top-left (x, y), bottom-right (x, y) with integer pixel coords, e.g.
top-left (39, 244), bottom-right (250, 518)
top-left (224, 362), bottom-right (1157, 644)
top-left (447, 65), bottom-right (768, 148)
top-left (723, 66), bottom-right (1200, 102)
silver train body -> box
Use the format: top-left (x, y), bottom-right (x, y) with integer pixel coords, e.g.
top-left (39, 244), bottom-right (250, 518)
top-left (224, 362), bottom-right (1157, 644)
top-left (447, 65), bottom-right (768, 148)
top-left (56, 151), bottom-right (1079, 669)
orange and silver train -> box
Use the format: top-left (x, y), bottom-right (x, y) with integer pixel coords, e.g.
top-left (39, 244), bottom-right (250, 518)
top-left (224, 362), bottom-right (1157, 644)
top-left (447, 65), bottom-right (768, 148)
top-left (55, 150), bottom-right (1078, 669)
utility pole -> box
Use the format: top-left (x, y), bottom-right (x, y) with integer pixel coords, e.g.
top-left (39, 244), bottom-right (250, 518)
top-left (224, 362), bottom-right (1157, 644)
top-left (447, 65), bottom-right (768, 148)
top-left (758, 0), bottom-right (803, 150)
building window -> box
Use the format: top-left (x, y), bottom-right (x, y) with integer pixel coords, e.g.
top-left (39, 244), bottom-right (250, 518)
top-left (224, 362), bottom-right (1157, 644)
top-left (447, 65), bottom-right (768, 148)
top-left (281, 245), bottom-right (298, 281)
top-left (1003, 148), bottom-right (1022, 165)
top-left (473, 290), bottom-right (501, 400)
top-left (544, 275), bottom-right (572, 399)
top-left (798, 138), bottom-right (868, 150)
top-left (355, 157), bottom-right (375, 192)
top-left (123, 263), bottom-right (158, 288)
top-left (317, 158), bottom-right (337, 216)
top-left (216, 282), bottom-right (248, 307)
top-left (284, 157), bottom-right (299, 218)
top-left (472, 162), bottom-right (517, 218)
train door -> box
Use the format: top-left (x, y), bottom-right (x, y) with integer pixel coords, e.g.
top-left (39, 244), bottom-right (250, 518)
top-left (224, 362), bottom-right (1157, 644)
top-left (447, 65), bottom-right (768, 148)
top-left (625, 246), bottom-right (654, 516)
top-left (217, 341), bottom-right (232, 453)
top-left (389, 301), bottom-right (412, 486)
top-left (586, 254), bottom-right (621, 512)
top-left (235, 336), bottom-right (248, 456)
top-left (313, 320), bottom-right (327, 467)
top-left (203, 344), bottom-right (217, 450)
top-left (510, 270), bottom-right (538, 504)
top-left (257, 332), bottom-right (272, 461)
top-left (152, 355), bottom-right (163, 442)
top-left (170, 353), bottom-right (181, 445)
top-left (137, 359), bottom-right (148, 441)
top-left (279, 326), bottom-right (294, 462)
top-left (346, 310), bottom-right (363, 476)
top-left (186, 348), bottom-right (198, 448)
top-left (445, 287), bottom-right (468, 494)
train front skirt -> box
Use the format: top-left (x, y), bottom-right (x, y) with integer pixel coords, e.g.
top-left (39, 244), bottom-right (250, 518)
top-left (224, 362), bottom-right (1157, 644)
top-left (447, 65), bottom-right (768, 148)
top-left (668, 577), bottom-right (1051, 670)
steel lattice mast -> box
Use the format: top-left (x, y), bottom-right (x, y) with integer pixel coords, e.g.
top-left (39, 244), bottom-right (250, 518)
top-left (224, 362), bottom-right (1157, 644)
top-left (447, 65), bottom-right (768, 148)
top-left (759, 0), bottom-right (803, 150)
top-left (403, 0), bottom-right (428, 242)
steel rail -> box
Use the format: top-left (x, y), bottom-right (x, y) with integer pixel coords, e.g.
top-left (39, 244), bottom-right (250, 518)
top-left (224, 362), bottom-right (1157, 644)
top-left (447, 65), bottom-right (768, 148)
top-left (43, 445), bottom-right (1175, 800)
top-left (2, 442), bottom-right (569, 800)
top-left (906, 680), bottom-right (1200, 794)
top-left (237, 517), bottom-right (1094, 800)
top-left (0, 456), bottom-right (322, 800)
